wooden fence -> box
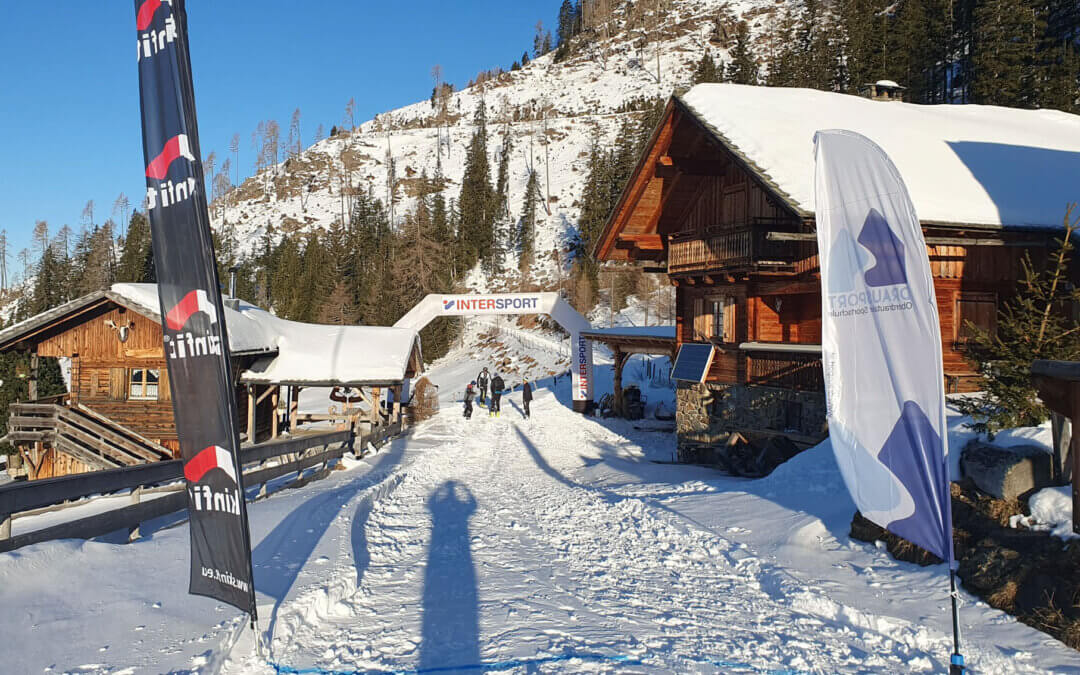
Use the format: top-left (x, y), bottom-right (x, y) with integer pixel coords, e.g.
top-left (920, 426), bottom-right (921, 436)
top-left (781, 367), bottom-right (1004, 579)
top-left (0, 422), bottom-right (402, 554)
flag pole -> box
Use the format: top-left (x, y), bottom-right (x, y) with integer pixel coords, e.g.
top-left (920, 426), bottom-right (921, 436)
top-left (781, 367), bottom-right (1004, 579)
top-left (949, 566), bottom-right (965, 674)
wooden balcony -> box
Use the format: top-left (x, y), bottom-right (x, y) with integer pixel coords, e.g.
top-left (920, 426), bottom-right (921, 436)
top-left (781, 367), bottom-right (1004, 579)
top-left (746, 350), bottom-right (824, 391)
top-left (668, 221), bottom-right (803, 275)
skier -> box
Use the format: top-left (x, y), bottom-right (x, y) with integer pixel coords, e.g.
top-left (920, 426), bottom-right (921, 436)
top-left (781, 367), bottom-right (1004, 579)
top-left (463, 381), bottom-right (476, 419)
top-left (476, 367), bottom-right (490, 408)
top-left (522, 377), bottom-right (533, 418)
top-left (489, 372), bottom-right (505, 416)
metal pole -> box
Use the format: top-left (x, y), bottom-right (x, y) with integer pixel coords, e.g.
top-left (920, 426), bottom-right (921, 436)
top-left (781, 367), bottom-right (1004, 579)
top-left (949, 569), bottom-right (965, 674)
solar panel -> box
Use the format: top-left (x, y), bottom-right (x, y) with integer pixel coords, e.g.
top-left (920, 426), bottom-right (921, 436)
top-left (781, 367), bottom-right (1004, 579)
top-left (671, 343), bottom-right (715, 383)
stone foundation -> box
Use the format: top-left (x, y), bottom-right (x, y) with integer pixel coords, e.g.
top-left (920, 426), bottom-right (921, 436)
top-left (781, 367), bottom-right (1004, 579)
top-left (676, 382), bottom-right (827, 464)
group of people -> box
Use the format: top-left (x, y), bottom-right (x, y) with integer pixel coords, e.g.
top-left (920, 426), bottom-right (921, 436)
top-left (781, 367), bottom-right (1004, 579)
top-left (463, 366), bottom-right (533, 420)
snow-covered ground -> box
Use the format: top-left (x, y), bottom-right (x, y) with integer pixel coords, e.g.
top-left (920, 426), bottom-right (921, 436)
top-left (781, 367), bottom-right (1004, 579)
top-left (2, 333), bottom-right (1078, 673)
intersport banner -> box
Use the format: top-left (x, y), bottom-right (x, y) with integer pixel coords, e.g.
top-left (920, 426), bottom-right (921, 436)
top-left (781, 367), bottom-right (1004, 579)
top-left (134, 0), bottom-right (256, 613)
top-left (813, 130), bottom-right (954, 564)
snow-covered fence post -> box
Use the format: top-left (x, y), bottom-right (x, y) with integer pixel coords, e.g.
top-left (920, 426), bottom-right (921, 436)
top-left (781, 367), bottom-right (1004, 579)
top-left (127, 486), bottom-right (142, 542)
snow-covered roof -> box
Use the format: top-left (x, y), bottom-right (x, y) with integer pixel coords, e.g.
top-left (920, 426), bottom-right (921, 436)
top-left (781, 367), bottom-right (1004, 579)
top-left (239, 318), bottom-right (421, 386)
top-left (0, 283), bottom-right (421, 386)
top-left (111, 283), bottom-right (275, 355)
top-left (109, 284), bottom-right (421, 386)
top-left (579, 326), bottom-right (676, 340)
top-left (678, 84), bottom-right (1080, 229)
top-left (875, 79), bottom-right (903, 89)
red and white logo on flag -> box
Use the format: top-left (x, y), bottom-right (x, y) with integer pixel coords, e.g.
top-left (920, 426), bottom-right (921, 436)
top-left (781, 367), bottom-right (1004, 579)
top-left (146, 133), bottom-right (195, 180)
top-left (184, 444), bottom-right (238, 485)
top-left (166, 289), bottom-right (217, 331)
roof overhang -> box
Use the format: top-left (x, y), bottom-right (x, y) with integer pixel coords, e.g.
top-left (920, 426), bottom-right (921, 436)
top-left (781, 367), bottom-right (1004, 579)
top-left (593, 91), bottom-right (1071, 263)
top-left (579, 327), bottom-right (677, 355)
top-left (0, 290), bottom-right (159, 352)
top-left (237, 331), bottom-right (424, 388)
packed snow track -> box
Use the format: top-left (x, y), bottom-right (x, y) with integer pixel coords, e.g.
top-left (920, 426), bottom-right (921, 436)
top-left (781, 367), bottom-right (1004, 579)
top-left (222, 378), bottom-right (1076, 673)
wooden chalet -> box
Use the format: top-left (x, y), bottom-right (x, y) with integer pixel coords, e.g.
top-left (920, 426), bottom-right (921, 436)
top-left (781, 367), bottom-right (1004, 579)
top-left (595, 83), bottom-right (1080, 461)
top-left (0, 283), bottom-right (422, 479)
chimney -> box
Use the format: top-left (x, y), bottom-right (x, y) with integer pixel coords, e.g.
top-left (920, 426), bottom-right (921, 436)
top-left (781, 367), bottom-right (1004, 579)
top-left (224, 266), bottom-right (240, 310)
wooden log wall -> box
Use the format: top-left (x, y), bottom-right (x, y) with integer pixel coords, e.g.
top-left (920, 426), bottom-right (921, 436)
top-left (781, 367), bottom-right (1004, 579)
top-left (681, 169), bottom-right (789, 235)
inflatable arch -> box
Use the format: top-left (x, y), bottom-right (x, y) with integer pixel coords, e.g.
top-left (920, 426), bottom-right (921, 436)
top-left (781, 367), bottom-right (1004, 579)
top-left (394, 293), bottom-right (594, 412)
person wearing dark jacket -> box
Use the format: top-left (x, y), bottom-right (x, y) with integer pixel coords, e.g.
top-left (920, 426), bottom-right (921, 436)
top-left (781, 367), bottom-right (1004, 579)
top-left (476, 367), bottom-right (490, 407)
top-left (489, 373), bottom-right (505, 416)
top-left (522, 378), bottom-right (533, 418)
top-left (463, 382), bottom-right (476, 419)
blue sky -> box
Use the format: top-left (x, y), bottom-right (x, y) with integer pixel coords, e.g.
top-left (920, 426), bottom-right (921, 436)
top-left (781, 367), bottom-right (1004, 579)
top-left (0, 1), bottom-right (556, 276)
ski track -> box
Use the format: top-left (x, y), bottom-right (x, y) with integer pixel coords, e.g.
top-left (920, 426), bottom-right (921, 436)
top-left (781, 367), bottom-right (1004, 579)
top-left (224, 386), bottom-right (1040, 675)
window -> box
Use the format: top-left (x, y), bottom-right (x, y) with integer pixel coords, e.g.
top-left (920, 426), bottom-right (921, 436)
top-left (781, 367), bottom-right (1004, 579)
top-left (693, 295), bottom-right (736, 343)
top-left (129, 368), bottom-right (160, 400)
top-left (954, 292), bottom-right (996, 349)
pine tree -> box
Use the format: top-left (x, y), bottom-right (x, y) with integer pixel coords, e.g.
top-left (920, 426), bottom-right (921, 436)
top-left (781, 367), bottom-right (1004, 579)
top-left (457, 101), bottom-right (497, 274)
top-left (956, 206), bottom-right (1080, 434)
top-left (557, 0), bottom-right (577, 46)
top-left (495, 133), bottom-right (512, 220)
top-left (317, 280), bottom-right (357, 325)
top-left (692, 49), bottom-right (723, 84)
top-left (726, 22), bottom-right (759, 85)
top-left (31, 244), bottom-right (65, 314)
top-left (518, 169), bottom-right (539, 273)
top-left (116, 211), bottom-right (153, 283)
top-left (291, 232), bottom-right (332, 322)
top-left (971, 0), bottom-right (1040, 107)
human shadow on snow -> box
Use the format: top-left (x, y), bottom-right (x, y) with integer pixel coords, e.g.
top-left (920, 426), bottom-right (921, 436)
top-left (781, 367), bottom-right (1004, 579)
top-left (419, 480), bottom-right (480, 671)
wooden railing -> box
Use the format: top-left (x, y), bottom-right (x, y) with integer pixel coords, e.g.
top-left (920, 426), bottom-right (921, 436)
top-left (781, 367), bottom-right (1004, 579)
top-left (9, 403), bottom-right (174, 474)
top-left (746, 351), bottom-right (824, 392)
top-left (668, 223), bottom-right (800, 274)
top-left (0, 422), bottom-right (402, 553)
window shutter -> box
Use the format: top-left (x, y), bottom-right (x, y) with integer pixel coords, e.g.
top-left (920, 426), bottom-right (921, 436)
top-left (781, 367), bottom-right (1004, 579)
top-left (158, 368), bottom-right (171, 401)
top-left (108, 367), bottom-right (127, 400)
top-left (955, 293), bottom-right (996, 347)
top-left (693, 297), bottom-right (704, 340)
top-left (723, 296), bottom-right (736, 343)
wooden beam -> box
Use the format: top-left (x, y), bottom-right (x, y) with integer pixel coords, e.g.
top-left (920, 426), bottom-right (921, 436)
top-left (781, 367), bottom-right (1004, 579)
top-left (656, 156), bottom-right (726, 176)
top-left (369, 387), bottom-right (381, 426)
top-left (765, 231), bottom-right (1049, 247)
top-left (752, 280), bottom-right (821, 296)
top-left (597, 109), bottom-right (678, 260)
top-left (28, 352), bottom-right (38, 402)
top-left (271, 386), bottom-right (280, 440)
top-left (615, 234), bottom-right (664, 250)
top-left (289, 386), bottom-right (299, 433)
top-left (613, 349), bottom-right (626, 418)
top-left (256, 385), bottom-right (275, 405)
top-left (246, 385), bottom-right (256, 442)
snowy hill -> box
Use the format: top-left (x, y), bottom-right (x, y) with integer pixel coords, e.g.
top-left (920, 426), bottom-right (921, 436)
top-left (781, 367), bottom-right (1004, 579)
top-left (210, 0), bottom-right (790, 289)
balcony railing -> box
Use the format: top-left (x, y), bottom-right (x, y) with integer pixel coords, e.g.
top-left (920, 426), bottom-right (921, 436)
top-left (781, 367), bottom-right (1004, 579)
top-left (745, 350), bottom-right (824, 392)
top-left (668, 221), bottom-right (801, 274)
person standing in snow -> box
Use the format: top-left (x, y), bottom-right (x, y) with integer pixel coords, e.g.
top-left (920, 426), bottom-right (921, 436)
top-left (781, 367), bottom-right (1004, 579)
top-left (463, 382), bottom-right (476, 419)
top-left (476, 367), bottom-right (490, 408)
top-left (489, 372), bottom-right (505, 416)
top-left (522, 377), bottom-right (533, 418)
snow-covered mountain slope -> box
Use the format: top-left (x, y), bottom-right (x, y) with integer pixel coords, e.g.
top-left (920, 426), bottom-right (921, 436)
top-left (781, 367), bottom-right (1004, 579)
top-left (211, 0), bottom-right (789, 288)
